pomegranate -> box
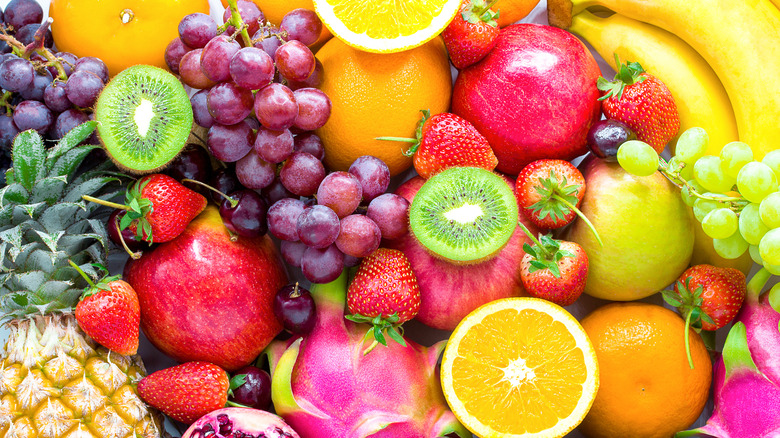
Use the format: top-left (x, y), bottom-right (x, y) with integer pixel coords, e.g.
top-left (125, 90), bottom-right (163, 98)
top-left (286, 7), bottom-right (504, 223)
top-left (182, 407), bottom-right (299, 438)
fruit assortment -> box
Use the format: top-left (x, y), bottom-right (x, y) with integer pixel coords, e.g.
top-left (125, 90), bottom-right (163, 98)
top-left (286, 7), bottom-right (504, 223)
top-left (0, 0), bottom-right (779, 438)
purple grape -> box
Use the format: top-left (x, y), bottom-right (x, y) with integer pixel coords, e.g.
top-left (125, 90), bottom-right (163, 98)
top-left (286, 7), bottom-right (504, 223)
top-left (178, 49), bottom-right (217, 90)
top-left (261, 178), bottom-right (293, 205)
top-left (301, 244), bottom-right (344, 283)
top-left (267, 198), bottom-right (306, 241)
top-left (207, 82), bottom-right (254, 125)
top-left (200, 35), bottom-right (241, 83)
top-left (275, 41), bottom-right (315, 82)
top-left (254, 127), bottom-right (294, 163)
top-left (0, 113), bottom-right (19, 150)
top-left (273, 283), bottom-right (316, 334)
top-left (223, 1), bottom-right (265, 38)
top-left (279, 151), bottom-right (325, 197)
top-left (19, 69), bottom-right (53, 101)
top-left (316, 171), bottom-right (362, 218)
top-left (586, 119), bottom-right (637, 162)
top-left (178, 13), bottom-right (217, 49)
top-left (166, 145), bottom-right (212, 183)
top-left (252, 26), bottom-right (283, 60)
top-left (343, 254), bottom-right (361, 268)
top-left (293, 133), bottom-right (324, 161)
top-left (65, 70), bottom-right (104, 108)
top-left (348, 156), bottom-right (390, 202)
top-left (208, 121), bottom-right (254, 162)
top-left (4, 0), bottom-right (42, 30)
top-left (190, 88), bottom-right (214, 128)
top-left (235, 149), bottom-right (275, 189)
top-left (293, 87), bottom-right (331, 131)
top-left (107, 209), bottom-right (144, 251)
top-left (367, 193), bottom-right (410, 240)
top-left (0, 58), bottom-right (34, 92)
top-left (229, 366), bottom-right (272, 411)
top-left (335, 214), bottom-right (381, 258)
top-left (280, 8), bottom-right (323, 46)
top-left (229, 47), bottom-right (274, 90)
top-left (44, 81), bottom-right (71, 112)
top-left (51, 109), bottom-right (89, 140)
top-left (280, 240), bottom-right (307, 268)
top-left (165, 38), bottom-right (192, 75)
top-left (220, 189), bottom-right (268, 237)
top-left (297, 204), bottom-right (340, 248)
top-left (13, 100), bottom-right (52, 134)
top-left (50, 52), bottom-right (78, 78)
top-left (15, 23), bottom-right (53, 48)
top-left (287, 58), bottom-right (323, 90)
top-left (210, 168), bottom-right (244, 204)
top-left (74, 57), bottom-right (109, 84)
top-left (254, 83), bottom-right (298, 131)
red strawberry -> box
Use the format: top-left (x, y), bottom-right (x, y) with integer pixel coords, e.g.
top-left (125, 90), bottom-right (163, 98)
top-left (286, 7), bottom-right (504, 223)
top-left (346, 248), bottom-right (421, 350)
top-left (517, 223), bottom-right (588, 307)
top-left (137, 361), bottom-right (230, 424)
top-left (663, 264), bottom-right (747, 368)
top-left (598, 57), bottom-right (680, 153)
top-left (442, 0), bottom-right (500, 69)
top-left (516, 159), bottom-right (586, 229)
top-left (73, 262), bottom-right (140, 356)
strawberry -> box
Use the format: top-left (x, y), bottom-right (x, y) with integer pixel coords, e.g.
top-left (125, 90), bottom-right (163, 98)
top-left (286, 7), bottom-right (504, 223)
top-left (516, 159), bottom-right (585, 229)
top-left (517, 223), bottom-right (588, 307)
top-left (662, 264), bottom-right (747, 368)
top-left (441, 0), bottom-right (500, 69)
top-left (597, 56), bottom-right (680, 153)
top-left (72, 262), bottom-right (140, 355)
top-left (137, 361), bottom-right (231, 424)
top-left (346, 248), bottom-right (421, 351)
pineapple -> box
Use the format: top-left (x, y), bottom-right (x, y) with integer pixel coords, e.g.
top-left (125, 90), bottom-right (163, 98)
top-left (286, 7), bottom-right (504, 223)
top-left (0, 123), bottom-right (165, 437)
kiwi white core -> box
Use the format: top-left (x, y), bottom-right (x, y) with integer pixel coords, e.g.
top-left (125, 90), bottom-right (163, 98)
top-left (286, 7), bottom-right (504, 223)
top-left (134, 99), bottom-right (155, 137)
top-left (444, 203), bottom-right (484, 224)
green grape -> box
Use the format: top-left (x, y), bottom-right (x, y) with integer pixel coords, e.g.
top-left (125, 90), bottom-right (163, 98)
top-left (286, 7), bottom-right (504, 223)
top-left (749, 244), bottom-right (763, 264)
top-left (769, 283), bottom-right (780, 313)
top-left (681, 180), bottom-right (705, 207)
top-left (693, 155), bottom-right (736, 193)
top-left (758, 228), bottom-right (780, 265)
top-left (737, 161), bottom-right (778, 203)
top-left (764, 262), bottom-right (780, 276)
top-left (692, 194), bottom-right (725, 222)
top-left (759, 192), bottom-right (780, 228)
top-left (719, 141), bottom-right (754, 178)
top-left (762, 149), bottom-right (780, 180)
top-left (739, 203), bottom-right (770, 245)
top-left (675, 127), bottom-right (708, 164)
top-left (702, 208), bottom-right (738, 239)
top-left (617, 140), bottom-right (659, 177)
top-left (713, 231), bottom-right (749, 259)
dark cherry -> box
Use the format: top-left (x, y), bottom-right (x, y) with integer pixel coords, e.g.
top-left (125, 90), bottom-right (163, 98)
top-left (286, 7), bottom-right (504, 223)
top-left (219, 189), bottom-right (268, 237)
top-left (229, 366), bottom-right (272, 410)
top-left (273, 283), bottom-right (316, 335)
top-left (107, 209), bottom-right (144, 251)
top-left (166, 145), bottom-right (212, 191)
top-left (210, 167), bottom-right (243, 204)
top-left (586, 119), bottom-right (637, 162)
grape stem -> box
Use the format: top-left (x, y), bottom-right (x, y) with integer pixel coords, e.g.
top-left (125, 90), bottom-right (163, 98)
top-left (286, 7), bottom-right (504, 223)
top-left (225, 0), bottom-right (254, 47)
top-left (658, 157), bottom-right (746, 207)
top-left (0, 18), bottom-right (68, 81)
top-left (0, 91), bottom-right (14, 116)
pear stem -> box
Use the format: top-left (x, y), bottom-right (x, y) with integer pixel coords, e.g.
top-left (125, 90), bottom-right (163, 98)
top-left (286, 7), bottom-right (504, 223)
top-left (551, 194), bottom-right (603, 247)
top-left (182, 178), bottom-right (238, 208)
top-left (67, 260), bottom-right (96, 288)
top-left (82, 195), bottom-right (130, 211)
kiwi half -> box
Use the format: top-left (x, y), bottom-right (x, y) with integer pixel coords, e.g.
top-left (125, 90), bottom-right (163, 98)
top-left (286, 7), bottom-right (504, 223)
top-left (409, 167), bottom-right (519, 263)
top-left (95, 65), bottom-right (193, 174)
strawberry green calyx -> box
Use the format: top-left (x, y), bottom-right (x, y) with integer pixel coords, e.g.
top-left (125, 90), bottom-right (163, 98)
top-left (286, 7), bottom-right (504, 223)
top-left (121, 178), bottom-right (154, 242)
top-left (517, 222), bottom-right (573, 278)
top-left (67, 260), bottom-right (122, 300)
top-left (345, 313), bottom-right (407, 354)
top-left (463, 0), bottom-right (500, 27)
top-left (662, 278), bottom-right (717, 370)
top-left (597, 54), bottom-right (648, 101)
top-left (376, 109), bottom-right (430, 156)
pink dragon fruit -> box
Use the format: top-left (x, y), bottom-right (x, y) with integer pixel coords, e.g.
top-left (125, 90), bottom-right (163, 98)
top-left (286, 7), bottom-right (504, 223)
top-left (678, 269), bottom-right (780, 437)
top-left (264, 272), bottom-right (470, 438)
top-left (181, 407), bottom-right (300, 438)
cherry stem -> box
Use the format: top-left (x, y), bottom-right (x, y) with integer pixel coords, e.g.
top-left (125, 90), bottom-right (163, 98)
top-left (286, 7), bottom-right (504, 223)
top-left (82, 195), bottom-right (130, 211)
top-left (181, 178), bottom-right (238, 208)
top-left (114, 215), bottom-right (142, 260)
top-left (291, 282), bottom-right (301, 298)
top-left (67, 260), bottom-right (96, 288)
top-left (226, 0), bottom-right (253, 47)
top-left (551, 194), bottom-right (603, 247)
top-left (684, 309), bottom-right (694, 369)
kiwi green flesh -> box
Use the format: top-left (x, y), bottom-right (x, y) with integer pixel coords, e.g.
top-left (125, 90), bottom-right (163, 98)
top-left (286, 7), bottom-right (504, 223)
top-left (95, 65), bottom-right (193, 174)
top-left (409, 167), bottom-right (519, 263)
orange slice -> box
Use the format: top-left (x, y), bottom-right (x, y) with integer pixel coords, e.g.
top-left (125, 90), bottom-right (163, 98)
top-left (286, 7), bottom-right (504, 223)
top-left (441, 298), bottom-right (599, 437)
top-left (312, 0), bottom-right (461, 53)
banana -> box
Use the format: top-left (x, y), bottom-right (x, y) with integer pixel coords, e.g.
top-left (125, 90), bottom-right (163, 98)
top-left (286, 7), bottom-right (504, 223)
top-left (569, 11), bottom-right (738, 156)
top-left (550, 0), bottom-right (780, 160)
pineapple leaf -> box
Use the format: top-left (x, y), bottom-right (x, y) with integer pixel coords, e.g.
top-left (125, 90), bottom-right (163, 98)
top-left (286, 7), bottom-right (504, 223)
top-left (0, 204), bottom-right (11, 223)
top-left (0, 224), bottom-right (26, 249)
top-left (11, 130), bottom-right (46, 191)
top-left (64, 177), bottom-right (121, 203)
top-left (23, 248), bottom-right (55, 273)
top-left (86, 219), bottom-right (109, 252)
top-left (13, 270), bottom-right (46, 293)
top-left (49, 144), bottom-right (102, 181)
top-left (30, 176), bottom-right (68, 205)
top-left (0, 183), bottom-right (30, 206)
top-left (45, 121), bottom-right (98, 165)
top-left (15, 202), bottom-right (47, 219)
top-left (33, 230), bottom-right (65, 253)
top-left (10, 292), bottom-right (28, 307)
top-left (38, 202), bottom-right (85, 234)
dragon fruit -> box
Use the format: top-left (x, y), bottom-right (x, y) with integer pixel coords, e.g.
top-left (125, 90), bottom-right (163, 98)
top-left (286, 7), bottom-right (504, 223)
top-left (181, 407), bottom-right (300, 438)
top-left (678, 268), bottom-right (780, 437)
top-left (264, 272), bottom-right (470, 438)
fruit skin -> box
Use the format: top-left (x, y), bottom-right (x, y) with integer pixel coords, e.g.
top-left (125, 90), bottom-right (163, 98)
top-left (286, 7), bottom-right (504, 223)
top-left (265, 272), bottom-right (471, 438)
top-left (569, 11), bottom-right (738, 155)
top-left (452, 23), bottom-right (602, 175)
top-left (50, 0), bottom-right (209, 76)
top-left (690, 215), bottom-right (753, 275)
top-left (579, 302), bottom-right (711, 438)
top-left (520, 238), bottom-right (588, 306)
top-left (347, 248), bottom-right (421, 323)
top-left (563, 155), bottom-right (694, 301)
top-left (138, 361), bottom-right (229, 424)
top-left (515, 159), bottom-right (585, 229)
top-left (315, 36), bottom-right (452, 176)
top-left (670, 264), bottom-right (747, 331)
top-left (441, 0), bottom-right (500, 69)
top-left (182, 407), bottom-right (300, 438)
top-left (220, 0), bottom-right (331, 47)
top-left (495, 0), bottom-right (541, 27)
top-left (75, 278), bottom-right (140, 356)
top-left (734, 270), bottom-right (780, 387)
top-left (124, 206), bottom-right (288, 372)
top-left (387, 175), bottom-right (535, 330)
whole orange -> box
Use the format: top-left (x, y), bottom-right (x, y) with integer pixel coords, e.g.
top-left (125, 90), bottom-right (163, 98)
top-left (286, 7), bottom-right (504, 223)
top-left (219, 0), bottom-right (331, 46)
top-left (496, 0), bottom-right (541, 27)
top-left (49, 0), bottom-right (209, 77)
top-left (314, 37), bottom-right (452, 176)
top-left (578, 302), bottom-right (712, 438)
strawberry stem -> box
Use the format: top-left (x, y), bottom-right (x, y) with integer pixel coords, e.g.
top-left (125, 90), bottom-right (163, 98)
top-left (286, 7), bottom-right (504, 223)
top-left (683, 309), bottom-right (694, 369)
top-left (476, 0), bottom-right (501, 16)
top-left (551, 194), bottom-right (603, 246)
top-left (67, 260), bottom-right (96, 288)
top-left (82, 195), bottom-right (130, 212)
top-left (516, 221), bottom-right (547, 256)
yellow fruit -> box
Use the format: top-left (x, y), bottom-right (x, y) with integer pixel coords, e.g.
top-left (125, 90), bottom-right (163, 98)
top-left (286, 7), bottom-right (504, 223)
top-left (496, 0), bottom-right (542, 27)
top-left (219, 0), bottom-right (332, 46)
top-left (579, 302), bottom-right (712, 438)
top-left (441, 298), bottom-right (599, 438)
top-left (315, 37), bottom-right (452, 176)
top-left (313, 0), bottom-right (461, 53)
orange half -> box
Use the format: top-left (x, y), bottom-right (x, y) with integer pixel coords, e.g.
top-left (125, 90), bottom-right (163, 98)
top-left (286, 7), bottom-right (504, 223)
top-left (441, 298), bottom-right (599, 437)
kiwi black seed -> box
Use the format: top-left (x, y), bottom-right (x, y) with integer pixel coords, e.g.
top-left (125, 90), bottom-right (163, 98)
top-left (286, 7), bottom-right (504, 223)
top-left (94, 65), bottom-right (193, 174)
top-left (409, 167), bottom-right (519, 264)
